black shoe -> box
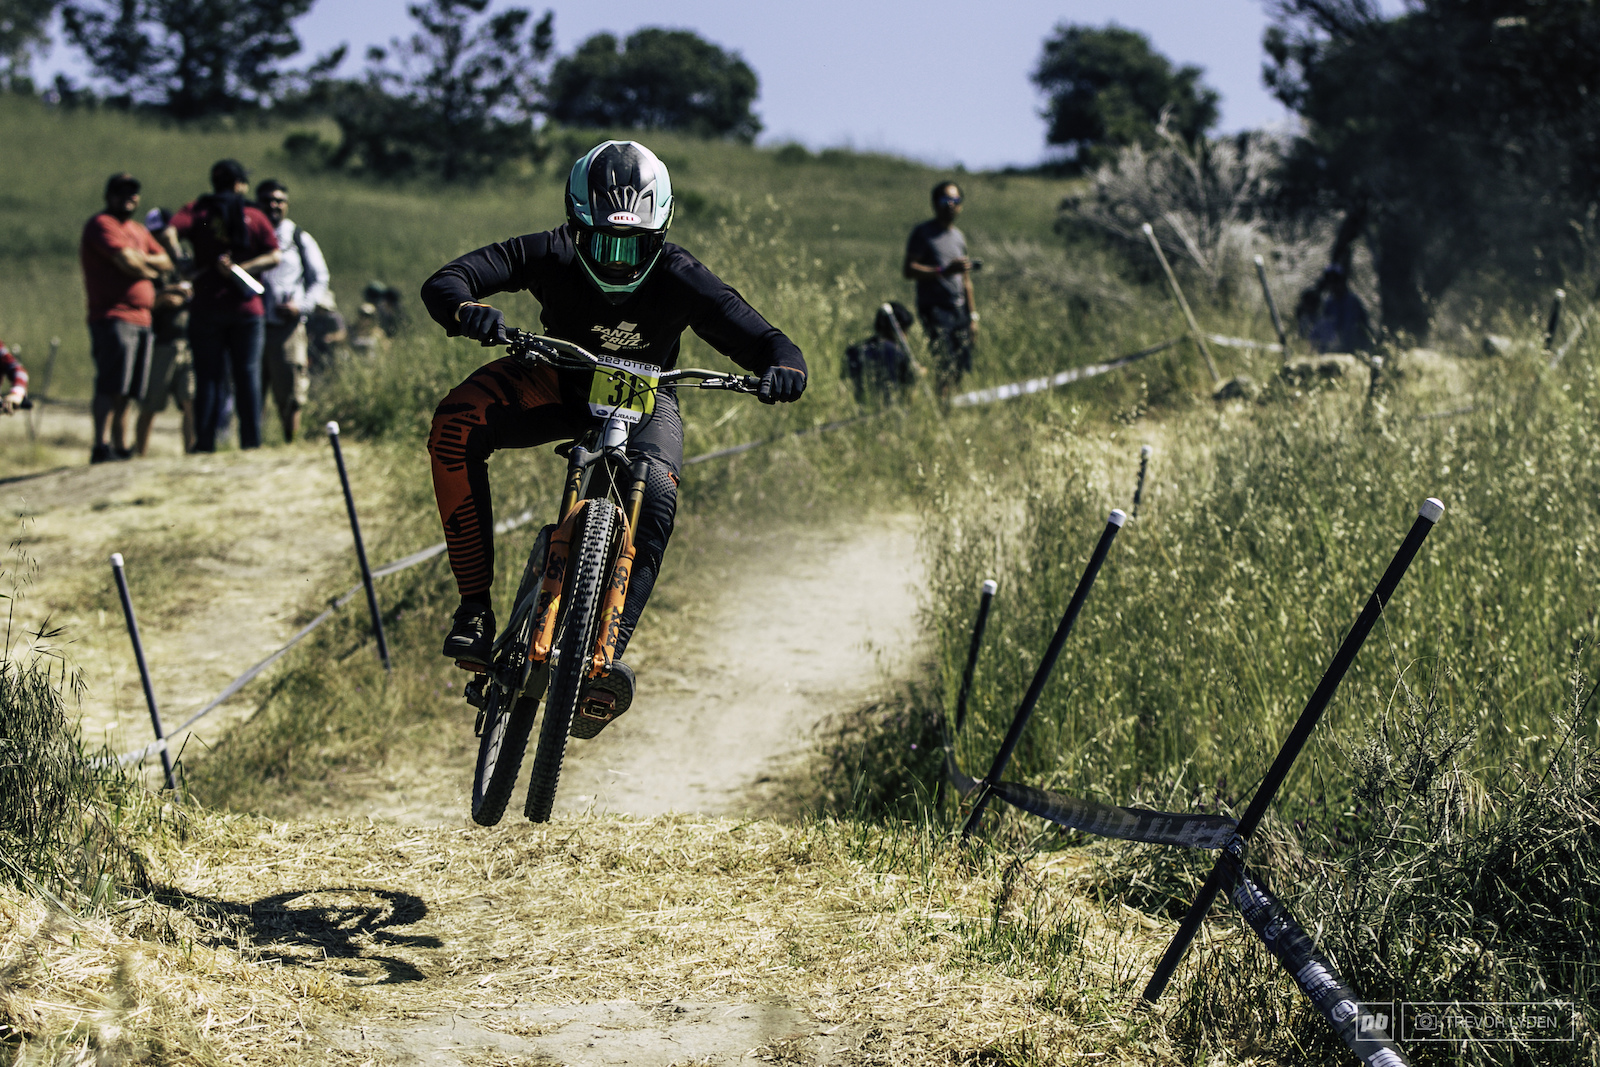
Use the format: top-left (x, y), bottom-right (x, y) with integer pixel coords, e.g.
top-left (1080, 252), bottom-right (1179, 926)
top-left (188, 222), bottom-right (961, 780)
top-left (90, 443), bottom-right (114, 464)
top-left (114, 447), bottom-right (134, 461)
top-left (571, 660), bottom-right (635, 739)
top-left (443, 602), bottom-right (495, 667)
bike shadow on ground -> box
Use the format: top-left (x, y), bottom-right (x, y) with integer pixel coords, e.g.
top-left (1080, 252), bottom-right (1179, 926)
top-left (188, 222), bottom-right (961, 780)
top-left (153, 885), bottom-right (441, 984)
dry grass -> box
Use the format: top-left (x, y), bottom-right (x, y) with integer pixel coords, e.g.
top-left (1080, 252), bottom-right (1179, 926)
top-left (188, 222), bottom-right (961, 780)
top-left (2, 810), bottom-right (1233, 1066)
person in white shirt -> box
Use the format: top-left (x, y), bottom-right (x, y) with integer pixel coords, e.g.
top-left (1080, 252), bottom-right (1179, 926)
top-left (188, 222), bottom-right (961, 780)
top-left (256, 180), bottom-right (330, 443)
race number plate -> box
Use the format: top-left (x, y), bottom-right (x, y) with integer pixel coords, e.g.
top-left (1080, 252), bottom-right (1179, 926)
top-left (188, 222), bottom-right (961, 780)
top-left (586, 356), bottom-right (659, 424)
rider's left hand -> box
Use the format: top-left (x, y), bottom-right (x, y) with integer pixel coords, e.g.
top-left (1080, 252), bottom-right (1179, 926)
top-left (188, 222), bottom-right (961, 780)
top-left (758, 365), bottom-right (806, 404)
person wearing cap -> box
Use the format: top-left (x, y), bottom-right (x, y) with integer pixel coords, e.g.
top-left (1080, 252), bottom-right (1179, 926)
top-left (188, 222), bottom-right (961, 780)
top-left (134, 207), bottom-right (195, 454)
top-left (256, 179), bottom-right (330, 443)
top-left (167, 159), bottom-right (280, 451)
top-left (904, 180), bottom-right (979, 397)
top-left (80, 172), bottom-right (172, 463)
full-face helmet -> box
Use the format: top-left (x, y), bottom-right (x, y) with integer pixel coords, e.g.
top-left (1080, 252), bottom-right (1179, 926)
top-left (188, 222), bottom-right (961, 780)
top-left (565, 140), bottom-right (674, 300)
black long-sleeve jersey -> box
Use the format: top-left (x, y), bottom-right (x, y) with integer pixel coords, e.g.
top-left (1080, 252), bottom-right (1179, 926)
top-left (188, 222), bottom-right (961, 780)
top-left (420, 224), bottom-right (806, 377)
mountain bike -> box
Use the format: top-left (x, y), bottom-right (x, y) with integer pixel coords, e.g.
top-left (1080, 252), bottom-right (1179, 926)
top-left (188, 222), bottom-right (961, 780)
top-left (463, 329), bottom-right (761, 825)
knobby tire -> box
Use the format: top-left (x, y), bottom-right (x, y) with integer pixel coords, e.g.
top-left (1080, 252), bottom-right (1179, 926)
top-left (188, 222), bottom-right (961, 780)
top-left (468, 527), bottom-right (551, 827)
top-left (525, 502), bottom-right (615, 822)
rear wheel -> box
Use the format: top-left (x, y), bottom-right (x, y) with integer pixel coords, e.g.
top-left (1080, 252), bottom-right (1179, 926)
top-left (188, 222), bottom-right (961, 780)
top-left (468, 527), bottom-right (551, 827)
top-left (470, 686), bottom-right (536, 826)
top-left (525, 502), bottom-right (616, 822)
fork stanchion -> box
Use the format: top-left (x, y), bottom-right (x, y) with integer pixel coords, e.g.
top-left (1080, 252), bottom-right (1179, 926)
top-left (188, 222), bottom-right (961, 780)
top-left (110, 553), bottom-right (176, 790)
top-left (1141, 497), bottom-right (1446, 1005)
top-left (937, 578), bottom-right (999, 810)
top-left (961, 510), bottom-right (1125, 842)
top-left (1132, 445), bottom-right (1152, 519)
top-left (327, 421), bottom-right (391, 671)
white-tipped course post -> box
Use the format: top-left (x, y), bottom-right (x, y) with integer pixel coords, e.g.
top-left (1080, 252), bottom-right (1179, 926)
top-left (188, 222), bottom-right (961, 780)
top-left (962, 510), bottom-right (1126, 841)
top-left (327, 421), bottom-right (391, 671)
top-left (110, 553), bottom-right (176, 789)
top-left (1143, 497), bottom-right (1447, 1004)
top-left (938, 577), bottom-right (1002, 810)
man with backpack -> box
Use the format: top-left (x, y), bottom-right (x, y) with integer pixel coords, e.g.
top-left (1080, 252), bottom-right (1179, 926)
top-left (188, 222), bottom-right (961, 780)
top-left (166, 159), bottom-right (280, 451)
top-left (257, 179), bottom-right (330, 443)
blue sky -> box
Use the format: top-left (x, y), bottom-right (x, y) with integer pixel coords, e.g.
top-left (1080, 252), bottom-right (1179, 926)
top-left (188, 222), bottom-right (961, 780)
top-left (36, 0), bottom-right (1405, 170)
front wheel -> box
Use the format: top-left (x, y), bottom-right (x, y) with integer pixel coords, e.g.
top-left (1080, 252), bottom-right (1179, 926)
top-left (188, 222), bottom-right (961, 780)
top-left (524, 502), bottom-right (616, 822)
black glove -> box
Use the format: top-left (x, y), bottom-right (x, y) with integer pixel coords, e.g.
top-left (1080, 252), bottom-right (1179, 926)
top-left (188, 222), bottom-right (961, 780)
top-left (457, 302), bottom-right (507, 346)
top-left (758, 363), bottom-right (807, 405)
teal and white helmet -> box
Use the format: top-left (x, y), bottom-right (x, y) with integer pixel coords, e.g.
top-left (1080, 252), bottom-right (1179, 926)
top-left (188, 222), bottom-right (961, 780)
top-left (565, 140), bottom-right (675, 299)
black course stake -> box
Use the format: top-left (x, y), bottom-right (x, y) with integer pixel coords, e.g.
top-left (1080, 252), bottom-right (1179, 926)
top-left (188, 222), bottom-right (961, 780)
top-left (955, 578), bottom-right (999, 735)
top-left (937, 578), bottom-right (999, 809)
top-left (1253, 255), bottom-right (1290, 356)
top-left (1545, 288), bottom-right (1566, 352)
top-left (1141, 497), bottom-right (1445, 1004)
top-left (961, 510), bottom-right (1125, 841)
top-left (110, 553), bottom-right (176, 790)
top-left (1132, 445), bottom-right (1152, 519)
top-left (327, 420), bottom-right (391, 671)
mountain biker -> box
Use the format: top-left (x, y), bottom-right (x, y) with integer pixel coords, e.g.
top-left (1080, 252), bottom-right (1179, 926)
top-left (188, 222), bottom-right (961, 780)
top-left (421, 140), bottom-right (807, 723)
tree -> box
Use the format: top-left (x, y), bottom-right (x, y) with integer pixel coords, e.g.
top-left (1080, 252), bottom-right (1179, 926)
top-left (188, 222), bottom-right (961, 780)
top-left (1264, 0), bottom-right (1600, 339)
top-left (546, 28), bottom-right (760, 142)
top-left (325, 0), bottom-right (553, 180)
top-left (60, 0), bottom-right (328, 117)
top-left (1032, 24), bottom-right (1219, 171)
top-left (0, 0), bottom-right (58, 91)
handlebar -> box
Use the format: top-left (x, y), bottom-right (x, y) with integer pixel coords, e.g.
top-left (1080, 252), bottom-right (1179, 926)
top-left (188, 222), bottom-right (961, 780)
top-left (503, 328), bottom-right (760, 394)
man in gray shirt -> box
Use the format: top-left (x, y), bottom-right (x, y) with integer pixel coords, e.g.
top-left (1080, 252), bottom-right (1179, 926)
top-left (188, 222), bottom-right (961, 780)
top-left (903, 180), bottom-right (979, 395)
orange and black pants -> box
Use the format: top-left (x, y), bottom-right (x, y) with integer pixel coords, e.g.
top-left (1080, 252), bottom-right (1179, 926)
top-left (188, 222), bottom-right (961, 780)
top-left (428, 356), bottom-right (681, 656)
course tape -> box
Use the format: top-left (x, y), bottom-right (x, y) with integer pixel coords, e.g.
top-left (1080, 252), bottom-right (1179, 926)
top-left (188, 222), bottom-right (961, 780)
top-left (685, 339), bottom-right (1178, 464)
top-left (948, 338), bottom-right (1179, 409)
top-left (117, 509), bottom-right (537, 765)
top-left (1208, 333), bottom-right (1283, 353)
top-left (1225, 846), bottom-right (1410, 1066)
top-left (942, 735), bottom-right (1237, 849)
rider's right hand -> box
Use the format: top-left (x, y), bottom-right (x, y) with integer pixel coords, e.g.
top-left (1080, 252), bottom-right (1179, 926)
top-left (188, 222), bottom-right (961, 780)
top-left (457, 302), bottom-right (508, 347)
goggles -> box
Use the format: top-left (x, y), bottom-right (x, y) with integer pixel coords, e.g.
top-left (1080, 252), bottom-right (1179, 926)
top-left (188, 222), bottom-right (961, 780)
top-left (584, 230), bottom-right (652, 268)
top-left (938, 195), bottom-right (963, 206)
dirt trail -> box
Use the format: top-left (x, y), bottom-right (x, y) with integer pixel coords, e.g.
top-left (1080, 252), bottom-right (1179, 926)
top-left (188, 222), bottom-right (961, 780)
top-left (358, 516), bottom-right (923, 826)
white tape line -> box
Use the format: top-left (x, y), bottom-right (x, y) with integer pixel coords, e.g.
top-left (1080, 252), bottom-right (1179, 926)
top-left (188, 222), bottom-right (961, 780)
top-left (1208, 333), bottom-right (1284, 353)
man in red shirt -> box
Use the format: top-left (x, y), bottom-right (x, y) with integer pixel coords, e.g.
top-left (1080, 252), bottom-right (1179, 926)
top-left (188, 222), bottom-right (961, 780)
top-left (167, 159), bottom-right (280, 451)
top-left (80, 172), bottom-right (171, 462)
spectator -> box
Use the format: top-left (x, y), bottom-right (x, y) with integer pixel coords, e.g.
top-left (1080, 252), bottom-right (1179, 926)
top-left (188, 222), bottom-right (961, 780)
top-left (1309, 263), bottom-right (1373, 354)
top-left (135, 207), bottom-right (195, 455)
top-left (166, 159), bottom-right (280, 452)
top-left (80, 172), bottom-right (171, 463)
top-left (903, 180), bottom-right (979, 396)
top-left (844, 301), bottom-right (918, 403)
top-left (0, 338), bottom-right (27, 415)
top-left (256, 179), bottom-right (330, 443)
top-left (305, 295), bottom-right (348, 372)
